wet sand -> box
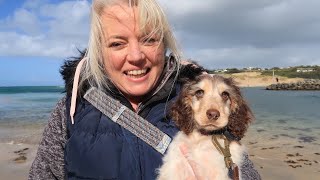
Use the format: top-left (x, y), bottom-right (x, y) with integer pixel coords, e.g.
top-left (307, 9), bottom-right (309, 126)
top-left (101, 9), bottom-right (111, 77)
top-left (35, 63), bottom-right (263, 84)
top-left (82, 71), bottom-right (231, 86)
top-left (0, 142), bottom-right (37, 180)
top-left (243, 129), bottom-right (320, 180)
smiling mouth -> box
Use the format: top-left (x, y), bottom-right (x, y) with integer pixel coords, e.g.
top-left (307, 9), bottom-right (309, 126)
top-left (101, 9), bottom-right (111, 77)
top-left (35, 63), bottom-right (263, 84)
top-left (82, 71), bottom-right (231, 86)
top-left (125, 68), bottom-right (150, 78)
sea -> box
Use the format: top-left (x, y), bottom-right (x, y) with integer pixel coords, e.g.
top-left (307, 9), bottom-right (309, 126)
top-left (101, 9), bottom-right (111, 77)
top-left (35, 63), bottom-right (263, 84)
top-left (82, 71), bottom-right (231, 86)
top-left (0, 86), bottom-right (64, 144)
top-left (0, 86), bottom-right (319, 146)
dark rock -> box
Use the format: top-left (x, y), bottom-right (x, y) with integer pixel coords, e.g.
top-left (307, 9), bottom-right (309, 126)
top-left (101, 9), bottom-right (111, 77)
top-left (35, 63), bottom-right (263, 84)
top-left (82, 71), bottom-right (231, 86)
top-left (13, 156), bottom-right (27, 163)
top-left (266, 79), bottom-right (320, 90)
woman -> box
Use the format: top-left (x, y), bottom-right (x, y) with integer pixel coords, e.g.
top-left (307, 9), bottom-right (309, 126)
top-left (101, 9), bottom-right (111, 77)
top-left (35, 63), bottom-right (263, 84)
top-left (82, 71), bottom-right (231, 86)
top-left (29, 0), bottom-right (261, 179)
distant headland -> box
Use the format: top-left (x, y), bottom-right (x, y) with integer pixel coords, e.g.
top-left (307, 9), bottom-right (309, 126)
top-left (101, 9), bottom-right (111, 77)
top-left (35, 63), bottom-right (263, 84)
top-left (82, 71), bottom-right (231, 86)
top-left (211, 65), bottom-right (320, 89)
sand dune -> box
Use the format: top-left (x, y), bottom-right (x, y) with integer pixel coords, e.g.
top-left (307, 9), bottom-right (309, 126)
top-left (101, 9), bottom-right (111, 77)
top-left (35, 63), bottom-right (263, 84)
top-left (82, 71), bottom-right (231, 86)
top-left (220, 72), bottom-right (305, 87)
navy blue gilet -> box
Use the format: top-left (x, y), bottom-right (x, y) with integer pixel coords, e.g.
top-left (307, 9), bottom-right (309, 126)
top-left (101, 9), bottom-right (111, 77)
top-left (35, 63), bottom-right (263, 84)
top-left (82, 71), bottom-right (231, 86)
top-left (64, 91), bottom-right (179, 180)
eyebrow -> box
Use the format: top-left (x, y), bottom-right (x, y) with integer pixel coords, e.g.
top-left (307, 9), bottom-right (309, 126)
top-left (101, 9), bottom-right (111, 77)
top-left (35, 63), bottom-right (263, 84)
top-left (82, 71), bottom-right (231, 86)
top-left (107, 35), bottom-right (127, 41)
top-left (106, 33), bottom-right (159, 42)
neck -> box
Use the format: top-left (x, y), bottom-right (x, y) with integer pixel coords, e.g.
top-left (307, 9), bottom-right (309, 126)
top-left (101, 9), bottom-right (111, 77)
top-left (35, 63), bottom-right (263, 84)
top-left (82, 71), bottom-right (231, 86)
top-left (127, 95), bottom-right (144, 112)
top-left (130, 102), bottom-right (139, 111)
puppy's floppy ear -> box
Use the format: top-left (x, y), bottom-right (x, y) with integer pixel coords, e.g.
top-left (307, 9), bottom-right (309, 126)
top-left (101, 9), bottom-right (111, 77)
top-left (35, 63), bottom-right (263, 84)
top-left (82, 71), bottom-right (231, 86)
top-left (224, 78), bottom-right (254, 139)
top-left (170, 81), bottom-right (196, 135)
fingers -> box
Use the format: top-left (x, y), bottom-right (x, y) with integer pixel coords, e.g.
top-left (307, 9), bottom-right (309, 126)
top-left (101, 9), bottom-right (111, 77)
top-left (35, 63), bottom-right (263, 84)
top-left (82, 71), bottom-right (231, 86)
top-left (179, 143), bottom-right (189, 156)
top-left (179, 143), bottom-right (196, 179)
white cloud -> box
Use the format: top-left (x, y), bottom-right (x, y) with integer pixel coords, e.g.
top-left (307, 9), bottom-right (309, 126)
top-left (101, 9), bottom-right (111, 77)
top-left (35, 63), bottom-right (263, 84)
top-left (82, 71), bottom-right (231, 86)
top-left (158, 0), bottom-right (320, 68)
top-left (12, 8), bottom-right (41, 35)
top-left (186, 46), bottom-right (320, 69)
top-left (0, 0), bottom-right (90, 58)
top-left (159, 0), bottom-right (216, 16)
top-left (22, 0), bottom-right (49, 9)
top-left (0, 32), bottom-right (77, 57)
top-left (43, 1), bottom-right (90, 39)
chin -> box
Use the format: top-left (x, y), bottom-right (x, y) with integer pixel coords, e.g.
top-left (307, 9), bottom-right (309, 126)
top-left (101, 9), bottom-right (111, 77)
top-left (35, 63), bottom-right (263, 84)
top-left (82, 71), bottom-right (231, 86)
top-left (124, 88), bottom-right (152, 102)
top-left (127, 85), bottom-right (152, 95)
top-left (203, 125), bottom-right (222, 131)
top-left (196, 124), bottom-right (225, 133)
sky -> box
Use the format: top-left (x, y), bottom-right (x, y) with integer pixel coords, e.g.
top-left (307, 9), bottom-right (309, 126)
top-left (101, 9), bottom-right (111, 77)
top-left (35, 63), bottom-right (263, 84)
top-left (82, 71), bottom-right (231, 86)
top-left (1, 0), bottom-right (320, 86)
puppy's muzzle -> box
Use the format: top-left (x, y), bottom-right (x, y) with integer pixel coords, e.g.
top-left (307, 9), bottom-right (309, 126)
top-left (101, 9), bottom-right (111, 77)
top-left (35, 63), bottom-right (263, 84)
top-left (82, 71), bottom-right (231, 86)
top-left (206, 109), bottom-right (220, 120)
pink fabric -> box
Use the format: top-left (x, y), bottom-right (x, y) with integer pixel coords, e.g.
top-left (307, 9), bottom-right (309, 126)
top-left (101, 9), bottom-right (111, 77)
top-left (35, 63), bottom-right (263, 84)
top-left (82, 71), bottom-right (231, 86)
top-left (70, 58), bottom-right (86, 124)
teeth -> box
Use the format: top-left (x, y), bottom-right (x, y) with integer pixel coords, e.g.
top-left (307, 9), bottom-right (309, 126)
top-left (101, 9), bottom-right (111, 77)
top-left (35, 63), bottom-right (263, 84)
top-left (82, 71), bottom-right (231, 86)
top-left (127, 69), bottom-right (147, 75)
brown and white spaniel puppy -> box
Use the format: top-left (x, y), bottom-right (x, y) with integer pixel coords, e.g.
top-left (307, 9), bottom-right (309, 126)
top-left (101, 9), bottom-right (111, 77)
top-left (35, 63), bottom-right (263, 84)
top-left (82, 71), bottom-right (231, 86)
top-left (157, 74), bottom-right (254, 180)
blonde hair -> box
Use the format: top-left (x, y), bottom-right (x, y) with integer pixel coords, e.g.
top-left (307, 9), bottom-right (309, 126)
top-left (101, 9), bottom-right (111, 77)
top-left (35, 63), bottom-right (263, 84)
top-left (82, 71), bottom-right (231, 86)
top-left (80, 0), bottom-right (182, 91)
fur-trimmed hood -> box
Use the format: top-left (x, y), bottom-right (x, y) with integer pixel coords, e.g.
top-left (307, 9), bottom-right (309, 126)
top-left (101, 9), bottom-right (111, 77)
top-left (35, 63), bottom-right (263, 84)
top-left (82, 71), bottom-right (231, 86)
top-left (60, 50), bottom-right (87, 96)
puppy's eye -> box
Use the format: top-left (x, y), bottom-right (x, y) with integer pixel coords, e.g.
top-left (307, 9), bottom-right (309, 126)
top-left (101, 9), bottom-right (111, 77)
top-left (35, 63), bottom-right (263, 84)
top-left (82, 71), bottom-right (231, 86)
top-left (195, 89), bottom-right (204, 98)
top-left (221, 91), bottom-right (229, 101)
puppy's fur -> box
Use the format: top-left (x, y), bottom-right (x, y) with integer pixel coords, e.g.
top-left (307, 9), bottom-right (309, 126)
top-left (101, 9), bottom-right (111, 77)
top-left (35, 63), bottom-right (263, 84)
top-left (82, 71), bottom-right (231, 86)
top-left (157, 74), bottom-right (254, 180)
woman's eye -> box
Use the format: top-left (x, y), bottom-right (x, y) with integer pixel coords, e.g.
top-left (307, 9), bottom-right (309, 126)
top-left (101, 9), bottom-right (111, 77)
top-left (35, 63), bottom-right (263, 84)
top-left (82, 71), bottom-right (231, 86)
top-left (108, 42), bottom-right (124, 48)
top-left (195, 89), bottom-right (204, 98)
top-left (221, 91), bottom-right (229, 101)
top-left (141, 37), bottom-right (158, 45)
top-left (146, 38), bottom-right (156, 43)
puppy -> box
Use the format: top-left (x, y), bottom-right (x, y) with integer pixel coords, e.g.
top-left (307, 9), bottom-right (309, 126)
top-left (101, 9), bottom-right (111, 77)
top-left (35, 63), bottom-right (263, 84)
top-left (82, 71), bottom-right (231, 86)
top-left (158, 74), bottom-right (254, 180)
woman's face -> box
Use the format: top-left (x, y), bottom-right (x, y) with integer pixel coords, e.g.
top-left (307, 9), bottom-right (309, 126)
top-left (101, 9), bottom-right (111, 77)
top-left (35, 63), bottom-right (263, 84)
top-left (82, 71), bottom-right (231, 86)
top-left (101, 4), bottom-right (165, 106)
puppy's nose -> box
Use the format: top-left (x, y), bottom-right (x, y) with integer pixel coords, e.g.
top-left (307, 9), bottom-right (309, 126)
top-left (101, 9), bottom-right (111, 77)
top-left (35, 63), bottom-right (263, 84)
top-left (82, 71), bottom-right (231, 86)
top-left (206, 109), bottom-right (220, 120)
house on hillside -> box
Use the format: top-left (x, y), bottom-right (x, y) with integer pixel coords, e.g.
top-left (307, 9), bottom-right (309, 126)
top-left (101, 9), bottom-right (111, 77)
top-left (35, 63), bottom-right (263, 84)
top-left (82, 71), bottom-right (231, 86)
top-left (214, 69), bottom-right (228, 73)
top-left (296, 68), bottom-right (315, 73)
top-left (245, 67), bottom-right (262, 71)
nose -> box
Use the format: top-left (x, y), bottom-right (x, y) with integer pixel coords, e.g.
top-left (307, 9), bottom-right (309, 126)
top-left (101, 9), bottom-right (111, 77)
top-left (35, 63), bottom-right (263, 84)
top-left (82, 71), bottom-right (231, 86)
top-left (127, 41), bottom-right (145, 63)
top-left (206, 109), bottom-right (220, 120)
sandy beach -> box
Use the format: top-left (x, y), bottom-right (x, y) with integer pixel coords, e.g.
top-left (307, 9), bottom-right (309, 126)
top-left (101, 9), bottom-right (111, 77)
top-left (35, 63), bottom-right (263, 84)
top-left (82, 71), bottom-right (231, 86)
top-left (1, 129), bottom-right (320, 179)
top-left (1, 129), bottom-right (319, 180)
top-left (0, 142), bottom-right (37, 180)
top-left (243, 128), bottom-right (320, 180)
top-left (0, 125), bottom-right (44, 179)
top-left (0, 73), bottom-right (319, 180)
